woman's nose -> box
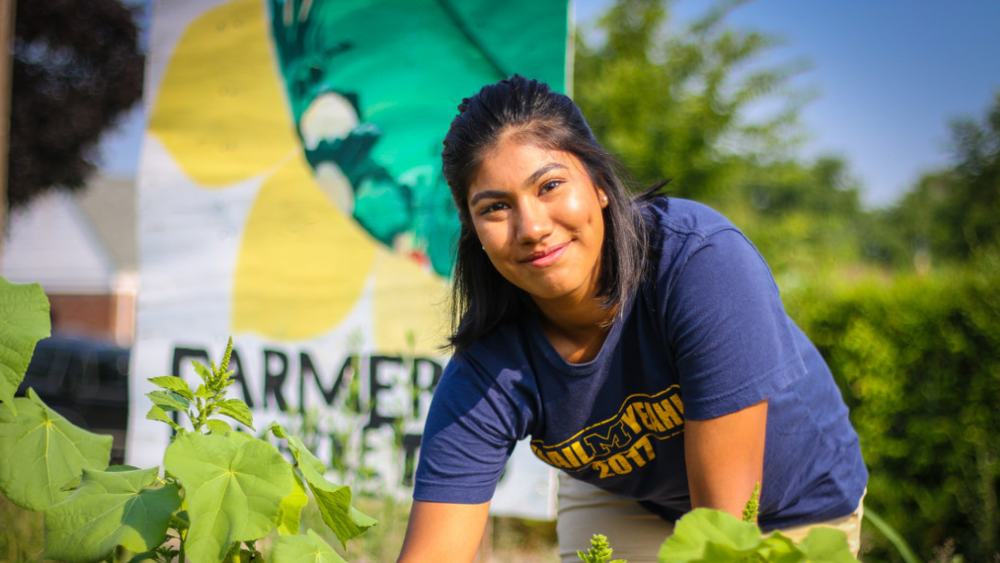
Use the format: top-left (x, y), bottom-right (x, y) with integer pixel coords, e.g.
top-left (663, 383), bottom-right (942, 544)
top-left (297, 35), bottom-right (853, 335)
top-left (515, 200), bottom-right (553, 243)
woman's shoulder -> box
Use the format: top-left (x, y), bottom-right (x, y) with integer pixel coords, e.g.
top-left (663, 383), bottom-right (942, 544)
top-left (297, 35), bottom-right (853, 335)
top-left (641, 196), bottom-right (742, 241)
top-left (448, 320), bottom-right (534, 377)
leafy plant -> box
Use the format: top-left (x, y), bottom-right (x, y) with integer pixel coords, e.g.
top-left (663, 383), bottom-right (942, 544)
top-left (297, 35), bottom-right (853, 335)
top-left (658, 509), bottom-right (858, 563)
top-left (742, 483), bottom-right (760, 524)
top-left (579, 485), bottom-right (859, 563)
top-left (0, 277), bottom-right (375, 563)
top-left (578, 534), bottom-right (626, 563)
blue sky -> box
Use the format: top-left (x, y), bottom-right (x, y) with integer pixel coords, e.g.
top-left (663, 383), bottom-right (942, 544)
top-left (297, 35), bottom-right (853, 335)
top-left (576, 0), bottom-right (1000, 206)
top-left (99, 0), bottom-right (1000, 208)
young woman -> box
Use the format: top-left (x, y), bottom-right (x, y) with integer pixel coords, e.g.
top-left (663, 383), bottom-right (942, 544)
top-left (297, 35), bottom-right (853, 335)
top-left (397, 76), bottom-right (868, 563)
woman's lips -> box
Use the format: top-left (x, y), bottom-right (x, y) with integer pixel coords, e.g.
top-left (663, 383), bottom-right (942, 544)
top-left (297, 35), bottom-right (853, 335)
top-left (522, 243), bottom-right (568, 267)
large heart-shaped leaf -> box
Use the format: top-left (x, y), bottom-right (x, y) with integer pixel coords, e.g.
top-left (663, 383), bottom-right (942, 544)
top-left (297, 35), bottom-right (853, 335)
top-left (0, 390), bottom-right (111, 510)
top-left (795, 527), bottom-right (859, 563)
top-left (0, 278), bottom-right (51, 413)
top-left (658, 508), bottom-right (764, 562)
top-left (43, 467), bottom-right (181, 562)
top-left (164, 431), bottom-right (294, 563)
top-left (271, 529), bottom-right (347, 563)
top-left (276, 473), bottom-right (309, 536)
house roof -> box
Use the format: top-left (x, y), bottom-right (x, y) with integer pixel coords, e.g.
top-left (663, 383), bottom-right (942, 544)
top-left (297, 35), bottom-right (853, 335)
top-left (76, 175), bottom-right (137, 271)
top-left (1, 174), bottom-right (137, 293)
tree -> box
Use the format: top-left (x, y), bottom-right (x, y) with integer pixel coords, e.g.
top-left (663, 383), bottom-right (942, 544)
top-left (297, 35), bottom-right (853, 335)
top-left (6, 0), bottom-right (144, 210)
top-left (574, 0), bottom-right (810, 201)
top-left (881, 91), bottom-right (1000, 266)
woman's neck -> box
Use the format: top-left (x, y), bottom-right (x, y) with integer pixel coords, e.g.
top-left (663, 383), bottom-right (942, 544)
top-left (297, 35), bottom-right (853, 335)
top-left (533, 295), bottom-right (616, 364)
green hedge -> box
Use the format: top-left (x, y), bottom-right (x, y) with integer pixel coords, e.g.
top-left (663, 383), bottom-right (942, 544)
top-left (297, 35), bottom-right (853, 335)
top-left (785, 260), bottom-right (1000, 562)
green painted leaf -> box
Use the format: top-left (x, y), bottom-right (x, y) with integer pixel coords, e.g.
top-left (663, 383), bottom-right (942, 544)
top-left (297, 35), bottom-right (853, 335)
top-left (0, 390), bottom-right (111, 510)
top-left (147, 390), bottom-right (191, 412)
top-left (795, 527), bottom-right (859, 563)
top-left (216, 398), bottom-right (254, 430)
top-left (43, 467), bottom-right (181, 562)
top-left (271, 529), bottom-right (347, 563)
top-left (164, 431), bottom-right (294, 563)
top-left (205, 419), bottom-right (233, 435)
top-left (0, 278), bottom-right (51, 414)
top-left (277, 472), bottom-right (309, 536)
top-left (658, 508), bottom-right (763, 562)
top-left (148, 375), bottom-right (194, 401)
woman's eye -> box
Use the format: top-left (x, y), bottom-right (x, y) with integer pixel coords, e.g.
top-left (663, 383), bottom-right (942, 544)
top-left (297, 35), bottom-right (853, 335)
top-left (540, 180), bottom-right (561, 193)
top-left (478, 202), bottom-right (509, 216)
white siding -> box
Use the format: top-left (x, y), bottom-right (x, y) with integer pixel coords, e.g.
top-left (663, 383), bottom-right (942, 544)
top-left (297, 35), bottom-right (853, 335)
top-left (2, 190), bottom-right (117, 294)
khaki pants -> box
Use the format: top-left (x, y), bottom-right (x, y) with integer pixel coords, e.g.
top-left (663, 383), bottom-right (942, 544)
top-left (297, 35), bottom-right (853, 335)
top-left (556, 473), bottom-right (864, 563)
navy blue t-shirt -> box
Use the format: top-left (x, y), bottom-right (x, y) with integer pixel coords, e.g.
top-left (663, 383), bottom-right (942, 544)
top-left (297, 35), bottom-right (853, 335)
top-left (414, 197), bottom-right (868, 530)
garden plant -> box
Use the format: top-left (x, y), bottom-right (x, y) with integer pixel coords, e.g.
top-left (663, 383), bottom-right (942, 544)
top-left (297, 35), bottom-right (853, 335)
top-left (0, 277), bottom-right (374, 562)
top-left (578, 484), bottom-right (862, 563)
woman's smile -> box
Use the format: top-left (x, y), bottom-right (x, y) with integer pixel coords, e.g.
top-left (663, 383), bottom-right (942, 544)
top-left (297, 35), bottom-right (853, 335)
top-left (467, 139), bottom-right (608, 305)
top-left (521, 242), bottom-right (569, 267)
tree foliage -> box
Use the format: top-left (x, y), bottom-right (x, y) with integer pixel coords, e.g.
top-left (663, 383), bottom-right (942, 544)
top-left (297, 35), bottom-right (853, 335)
top-left (7, 0), bottom-right (144, 209)
top-left (786, 261), bottom-right (1000, 561)
top-left (879, 91), bottom-right (1000, 267)
top-left (574, 0), bottom-right (810, 201)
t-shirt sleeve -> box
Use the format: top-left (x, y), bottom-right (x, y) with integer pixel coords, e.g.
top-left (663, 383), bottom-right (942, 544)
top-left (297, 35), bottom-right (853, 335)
top-left (413, 356), bottom-right (526, 504)
top-left (664, 228), bottom-right (806, 420)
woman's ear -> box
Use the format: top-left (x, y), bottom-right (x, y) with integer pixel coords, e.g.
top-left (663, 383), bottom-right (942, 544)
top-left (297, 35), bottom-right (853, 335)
top-left (597, 188), bottom-right (609, 209)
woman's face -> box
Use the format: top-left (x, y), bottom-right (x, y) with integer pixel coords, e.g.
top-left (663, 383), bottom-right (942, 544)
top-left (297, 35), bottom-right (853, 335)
top-left (467, 139), bottom-right (609, 306)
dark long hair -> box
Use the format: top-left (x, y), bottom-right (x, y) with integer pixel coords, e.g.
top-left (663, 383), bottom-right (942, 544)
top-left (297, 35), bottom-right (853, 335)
top-left (441, 75), bottom-right (654, 353)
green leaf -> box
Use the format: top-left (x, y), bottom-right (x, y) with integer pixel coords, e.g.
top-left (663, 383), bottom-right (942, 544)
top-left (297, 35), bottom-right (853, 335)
top-left (43, 467), bottom-right (181, 562)
top-left (268, 422), bottom-right (375, 547)
top-left (192, 361), bottom-right (213, 383)
top-left (146, 405), bottom-right (182, 431)
top-left (147, 390), bottom-right (191, 412)
top-left (216, 398), bottom-right (255, 430)
top-left (658, 508), bottom-right (763, 562)
top-left (304, 470), bottom-right (377, 549)
top-left (277, 473), bottom-right (309, 536)
top-left (194, 384), bottom-right (213, 399)
top-left (164, 431), bottom-right (294, 563)
top-left (148, 376), bottom-right (194, 401)
top-left (795, 527), bottom-right (859, 563)
top-left (205, 419), bottom-right (233, 435)
top-left (0, 391), bottom-right (112, 510)
top-left (0, 278), bottom-right (51, 414)
top-left (863, 508), bottom-right (921, 563)
top-left (271, 529), bottom-right (347, 563)
top-left (759, 533), bottom-right (808, 563)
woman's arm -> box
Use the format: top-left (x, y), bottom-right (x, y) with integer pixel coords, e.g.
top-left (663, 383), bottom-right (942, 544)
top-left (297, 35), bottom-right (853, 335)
top-left (684, 399), bottom-right (768, 521)
top-left (397, 499), bottom-right (492, 563)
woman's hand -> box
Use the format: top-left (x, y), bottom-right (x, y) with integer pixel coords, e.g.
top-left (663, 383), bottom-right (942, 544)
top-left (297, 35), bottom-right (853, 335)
top-left (684, 399), bottom-right (768, 521)
top-left (397, 499), bottom-right (491, 563)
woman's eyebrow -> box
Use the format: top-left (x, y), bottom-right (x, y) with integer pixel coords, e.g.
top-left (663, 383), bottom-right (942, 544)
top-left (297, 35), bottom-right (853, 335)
top-left (469, 189), bottom-right (507, 207)
top-left (525, 162), bottom-right (568, 187)
top-left (469, 162), bottom-right (569, 207)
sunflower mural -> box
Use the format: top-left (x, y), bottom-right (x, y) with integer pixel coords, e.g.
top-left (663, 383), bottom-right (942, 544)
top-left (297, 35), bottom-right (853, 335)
top-left (147, 0), bottom-right (568, 347)
top-left (132, 0), bottom-right (568, 512)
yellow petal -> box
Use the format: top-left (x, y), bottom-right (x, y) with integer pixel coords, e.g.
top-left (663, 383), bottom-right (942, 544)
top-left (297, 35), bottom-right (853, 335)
top-left (149, 0), bottom-right (299, 186)
top-left (372, 249), bottom-right (450, 356)
top-left (232, 155), bottom-right (375, 340)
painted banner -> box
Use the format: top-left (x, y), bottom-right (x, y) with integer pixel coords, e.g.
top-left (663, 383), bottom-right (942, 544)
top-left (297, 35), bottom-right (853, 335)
top-left (127, 0), bottom-right (570, 520)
